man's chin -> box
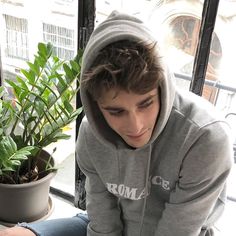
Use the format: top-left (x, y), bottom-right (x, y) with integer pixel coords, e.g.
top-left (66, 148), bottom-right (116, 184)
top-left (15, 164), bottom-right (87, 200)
top-left (124, 137), bottom-right (150, 149)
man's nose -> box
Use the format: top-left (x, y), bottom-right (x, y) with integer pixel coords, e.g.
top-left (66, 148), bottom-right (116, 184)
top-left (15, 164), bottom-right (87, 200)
top-left (127, 112), bottom-right (143, 134)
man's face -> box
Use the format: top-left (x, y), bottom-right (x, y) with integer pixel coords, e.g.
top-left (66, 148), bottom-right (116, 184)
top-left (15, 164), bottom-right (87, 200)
top-left (97, 88), bottom-right (160, 148)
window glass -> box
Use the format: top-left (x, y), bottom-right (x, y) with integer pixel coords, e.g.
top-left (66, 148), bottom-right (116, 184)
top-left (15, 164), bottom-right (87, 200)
top-left (209, 0), bottom-right (236, 114)
top-left (0, 0), bottom-right (78, 195)
top-left (163, 15), bottom-right (223, 104)
top-left (4, 15), bottom-right (28, 60)
top-left (43, 23), bottom-right (75, 60)
top-left (161, 16), bottom-right (201, 92)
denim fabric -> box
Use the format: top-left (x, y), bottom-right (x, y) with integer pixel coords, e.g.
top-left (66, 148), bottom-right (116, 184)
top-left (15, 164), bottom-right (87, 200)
top-left (19, 213), bottom-right (89, 236)
top-left (18, 213), bottom-right (215, 236)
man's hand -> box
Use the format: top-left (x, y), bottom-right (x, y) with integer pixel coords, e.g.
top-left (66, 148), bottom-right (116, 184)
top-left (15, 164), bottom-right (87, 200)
top-left (0, 227), bottom-right (36, 236)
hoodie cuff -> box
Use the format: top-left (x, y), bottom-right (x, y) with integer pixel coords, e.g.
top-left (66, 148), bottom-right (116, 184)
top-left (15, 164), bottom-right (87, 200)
top-left (87, 224), bottom-right (122, 236)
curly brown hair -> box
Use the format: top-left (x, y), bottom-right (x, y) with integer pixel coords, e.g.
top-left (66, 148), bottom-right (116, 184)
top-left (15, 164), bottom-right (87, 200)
top-left (82, 40), bottom-right (164, 100)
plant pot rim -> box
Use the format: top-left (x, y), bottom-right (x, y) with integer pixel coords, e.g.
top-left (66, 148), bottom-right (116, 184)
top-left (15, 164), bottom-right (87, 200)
top-left (0, 149), bottom-right (57, 187)
top-left (0, 171), bottom-right (57, 188)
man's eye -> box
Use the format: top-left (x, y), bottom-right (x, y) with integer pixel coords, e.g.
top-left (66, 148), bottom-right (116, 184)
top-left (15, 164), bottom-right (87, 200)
top-left (109, 110), bottom-right (124, 116)
top-left (139, 100), bottom-right (153, 109)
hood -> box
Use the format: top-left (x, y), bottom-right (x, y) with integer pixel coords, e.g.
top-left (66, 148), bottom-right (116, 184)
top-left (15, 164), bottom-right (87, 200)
top-left (80, 10), bottom-right (176, 149)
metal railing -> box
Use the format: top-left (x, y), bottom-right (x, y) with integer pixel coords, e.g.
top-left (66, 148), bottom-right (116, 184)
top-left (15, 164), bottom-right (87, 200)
top-left (175, 73), bottom-right (236, 93)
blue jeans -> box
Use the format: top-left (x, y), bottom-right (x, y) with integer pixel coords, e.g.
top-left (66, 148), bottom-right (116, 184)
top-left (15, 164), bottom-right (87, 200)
top-left (19, 213), bottom-right (214, 236)
top-left (19, 213), bottom-right (89, 236)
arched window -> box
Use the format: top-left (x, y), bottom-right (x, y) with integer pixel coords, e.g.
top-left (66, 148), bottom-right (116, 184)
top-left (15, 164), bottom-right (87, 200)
top-left (164, 15), bottom-right (222, 104)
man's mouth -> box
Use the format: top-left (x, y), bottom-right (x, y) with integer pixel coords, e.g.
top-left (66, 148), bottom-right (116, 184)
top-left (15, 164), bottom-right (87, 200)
top-left (126, 130), bottom-right (147, 139)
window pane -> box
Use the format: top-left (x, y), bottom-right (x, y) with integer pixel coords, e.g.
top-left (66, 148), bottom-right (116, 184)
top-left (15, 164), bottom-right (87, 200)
top-left (0, 0), bottom-right (78, 195)
top-left (4, 15), bottom-right (29, 60)
top-left (43, 23), bottom-right (75, 60)
top-left (207, 1), bottom-right (236, 112)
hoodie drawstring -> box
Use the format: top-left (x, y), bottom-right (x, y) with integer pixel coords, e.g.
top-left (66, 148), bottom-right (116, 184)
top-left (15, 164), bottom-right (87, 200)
top-left (139, 144), bottom-right (152, 236)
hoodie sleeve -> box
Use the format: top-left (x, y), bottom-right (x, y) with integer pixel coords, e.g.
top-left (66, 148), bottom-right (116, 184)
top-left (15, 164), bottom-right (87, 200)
top-left (155, 122), bottom-right (233, 236)
top-left (76, 121), bottom-right (123, 236)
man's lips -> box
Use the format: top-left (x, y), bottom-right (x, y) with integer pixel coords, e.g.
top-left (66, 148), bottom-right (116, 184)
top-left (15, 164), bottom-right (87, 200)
top-left (126, 131), bottom-right (147, 139)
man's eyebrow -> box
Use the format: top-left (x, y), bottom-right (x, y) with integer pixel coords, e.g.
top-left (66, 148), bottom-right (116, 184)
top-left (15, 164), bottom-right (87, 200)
top-left (101, 94), bottom-right (157, 111)
top-left (137, 94), bottom-right (157, 106)
top-left (101, 106), bottom-right (124, 111)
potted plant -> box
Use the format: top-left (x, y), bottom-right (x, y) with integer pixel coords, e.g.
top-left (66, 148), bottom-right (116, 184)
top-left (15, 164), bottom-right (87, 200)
top-left (0, 42), bottom-right (83, 224)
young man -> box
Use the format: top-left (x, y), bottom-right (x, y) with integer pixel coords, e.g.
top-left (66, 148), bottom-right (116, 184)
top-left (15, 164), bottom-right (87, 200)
top-left (0, 10), bottom-right (233, 236)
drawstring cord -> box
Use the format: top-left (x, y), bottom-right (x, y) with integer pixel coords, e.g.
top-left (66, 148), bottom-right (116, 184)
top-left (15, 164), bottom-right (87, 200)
top-left (139, 144), bottom-right (152, 236)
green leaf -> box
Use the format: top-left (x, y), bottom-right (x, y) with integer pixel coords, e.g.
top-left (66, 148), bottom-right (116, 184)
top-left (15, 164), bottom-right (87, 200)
top-left (46, 42), bottom-right (54, 56)
top-left (20, 69), bottom-right (36, 84)
top-left (19, 90), bottom-right (28, 102)
top-left (35, 54), bottom-right (47, 67)
top-left (5, 80), bottom-right (20, 94)
top-left (38, 42), bottom-right (48, 57)
top-left (25, 116), bottom-right (37, 125)
top-left (70, 60), bottom-right (80, 73)
top-left (19, 146), bottom-right (35, 152)
top-left (27, 61), bottom-right (40, 75)
top-left (10, 160), bottom-right (21, 165)
top-left (16, 76), bottom-right (29, 90)
top-left (0, 136), bottom-right (35, 174)
top-left (63, 100), bottom-right (74, 114)
top-left (53, 56), bottom-right (60, 63)
top-left (63, 63), bottom-right (74, 83)
top-left (2, 166), bottom-right (16, 172)
top-left (34, 100), bottom-right (46, 116)
top-left (55, 72), bottom-right (67, 94)
top-left (57, 104), bottom-right (70, 118)
top-left (0, 136), bottom-right (17, 156)
top-left (74, 49), bottom-right (84, 66)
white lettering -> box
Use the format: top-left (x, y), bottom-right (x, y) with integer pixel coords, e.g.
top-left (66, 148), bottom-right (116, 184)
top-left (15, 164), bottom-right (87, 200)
top-left (106, 183), bottom-right (118, 194)
top-left (106, 183), bottom-right (145, 200)
top-left (106, 175), bottom-right (170, 200)
top-left (124, 187), bottom-right (138, 199)
top-left (151, 176), bottom-right (162, 185)
top-left (118, 184), bottom-right (125, 196)
top-left (151, 175), bottom-right (170, 190)
top-left (162, 180), bottom-right (170, 190)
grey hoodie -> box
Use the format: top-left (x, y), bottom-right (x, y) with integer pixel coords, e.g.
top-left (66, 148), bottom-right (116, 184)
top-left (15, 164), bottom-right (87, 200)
top-left (76, 11), bottom-right (233, 236)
